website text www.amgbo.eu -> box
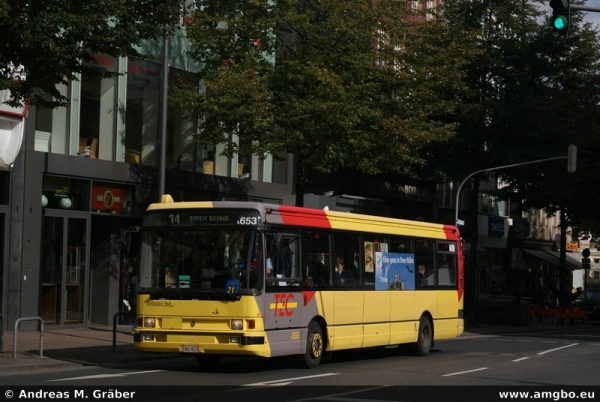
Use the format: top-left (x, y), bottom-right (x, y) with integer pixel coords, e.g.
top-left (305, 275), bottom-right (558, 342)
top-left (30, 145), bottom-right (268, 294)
top-left (499, 390), bottom-right (595, 401)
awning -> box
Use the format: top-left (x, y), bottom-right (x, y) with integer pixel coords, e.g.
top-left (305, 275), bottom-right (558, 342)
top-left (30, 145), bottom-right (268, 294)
top-left (524, 249), bottom-right (579, 269)
top-left (562, 251), bottom-right (600, 269)
top-left (525, 249), bottom-right (560, 266)
top-left (545, 250), bottom-right (584, 269)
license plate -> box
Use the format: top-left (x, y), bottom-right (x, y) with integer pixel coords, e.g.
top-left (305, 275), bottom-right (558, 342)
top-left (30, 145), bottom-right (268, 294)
top-left (182, 345), bottom-right (200, 353)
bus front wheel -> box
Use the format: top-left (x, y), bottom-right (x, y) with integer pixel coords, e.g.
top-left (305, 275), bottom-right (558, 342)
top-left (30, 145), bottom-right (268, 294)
top-left (411, 316), bottom-right (432, 356)
top-left (298, 321), bottom-right (324, 369)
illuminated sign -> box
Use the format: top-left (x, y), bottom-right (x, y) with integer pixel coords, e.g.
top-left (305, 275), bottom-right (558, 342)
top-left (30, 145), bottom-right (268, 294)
top-left (92, 187), bottom-right (124, 212)
top-left (143, 209), bottom-right (261, 227)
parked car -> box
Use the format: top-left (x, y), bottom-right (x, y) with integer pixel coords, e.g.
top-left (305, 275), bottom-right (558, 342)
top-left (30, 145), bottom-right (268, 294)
top-left (572, 289), bottom-right (600, 320)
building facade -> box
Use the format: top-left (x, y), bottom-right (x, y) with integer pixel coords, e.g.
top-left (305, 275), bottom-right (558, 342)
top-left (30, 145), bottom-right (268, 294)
top-left (0, 37), bottom-right (296, 331)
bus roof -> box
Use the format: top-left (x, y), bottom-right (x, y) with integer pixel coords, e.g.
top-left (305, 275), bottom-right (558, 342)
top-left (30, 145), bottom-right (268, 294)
top-left (146, 196), bottom-right (459, 240)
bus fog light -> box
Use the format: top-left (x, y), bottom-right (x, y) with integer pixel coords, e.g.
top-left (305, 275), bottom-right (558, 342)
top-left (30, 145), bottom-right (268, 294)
top-left (144, 317), bottom-right (156, 328)
top-left (231, 319), bottom-right (243, 330)
top-left (230, 337), bottom-right (241, 343)
top-left (144, 334), bottom-right (154, 341)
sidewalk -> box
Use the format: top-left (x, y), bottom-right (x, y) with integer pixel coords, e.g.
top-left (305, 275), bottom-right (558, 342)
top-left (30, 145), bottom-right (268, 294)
top-left (0, 321), bottom-right (593, 374)
top-left (0, 324), bottom-right (181, 373)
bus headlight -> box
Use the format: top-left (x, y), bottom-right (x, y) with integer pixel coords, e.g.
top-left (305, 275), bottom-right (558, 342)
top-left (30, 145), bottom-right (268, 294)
top-left (144, 317), bottom-right (156, 328)
top-left (231, 319), bottom-right (243, 330)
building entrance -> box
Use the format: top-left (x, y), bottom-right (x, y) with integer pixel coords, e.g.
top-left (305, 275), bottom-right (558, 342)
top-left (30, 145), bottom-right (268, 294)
top-left (41, 214), bottom-right (89, 326)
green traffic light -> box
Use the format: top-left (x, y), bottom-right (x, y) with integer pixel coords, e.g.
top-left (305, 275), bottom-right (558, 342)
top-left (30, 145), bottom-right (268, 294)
top-left (554, 16), bottom-right (567, 30)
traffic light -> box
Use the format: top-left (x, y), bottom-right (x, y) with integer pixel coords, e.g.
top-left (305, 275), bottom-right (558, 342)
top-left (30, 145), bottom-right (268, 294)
top-left (549, 0), bottom-right (570, 36)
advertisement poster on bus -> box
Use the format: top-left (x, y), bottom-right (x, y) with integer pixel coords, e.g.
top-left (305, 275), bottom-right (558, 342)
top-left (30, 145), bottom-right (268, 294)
top-left (374, 252), bottom-right (416, 290)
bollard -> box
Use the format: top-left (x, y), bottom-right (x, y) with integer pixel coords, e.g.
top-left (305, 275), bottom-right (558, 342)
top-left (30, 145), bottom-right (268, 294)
top-left (112, 311), bottom-right (136, 351)
top-left (13, 317), bottom-right (44, 359)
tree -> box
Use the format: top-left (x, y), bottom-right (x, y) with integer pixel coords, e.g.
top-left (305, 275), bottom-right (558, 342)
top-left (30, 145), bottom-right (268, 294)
top-left (0, 0), bottom-right (183, 109)
top-left (173, 0), bottom-right (473, 205)
top-left (413, 0), bottom-right (600, 320)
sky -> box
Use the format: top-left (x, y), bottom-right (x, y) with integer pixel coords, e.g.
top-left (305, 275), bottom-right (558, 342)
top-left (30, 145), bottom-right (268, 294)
top-left (579, 0), bottom-right (600, 28)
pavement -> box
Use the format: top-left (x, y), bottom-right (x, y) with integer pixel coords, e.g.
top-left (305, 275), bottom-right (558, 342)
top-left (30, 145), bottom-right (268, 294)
top-left (0, 320), bottom-right (594, 374)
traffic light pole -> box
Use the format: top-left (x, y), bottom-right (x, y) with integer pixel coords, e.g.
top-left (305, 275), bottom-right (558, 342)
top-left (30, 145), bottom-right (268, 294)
top-left (454, 156), bottom-right (567, 227)
top-left (571, 5), bottom-right (600, 12)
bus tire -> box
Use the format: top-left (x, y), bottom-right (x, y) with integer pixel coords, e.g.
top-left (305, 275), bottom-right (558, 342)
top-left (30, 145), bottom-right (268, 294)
top-left (194, 354), bottom-right (223, 367)
top-left (411, 316), bottom-right (432, 356)
top-left (298, 321), bottom-right (324, 369)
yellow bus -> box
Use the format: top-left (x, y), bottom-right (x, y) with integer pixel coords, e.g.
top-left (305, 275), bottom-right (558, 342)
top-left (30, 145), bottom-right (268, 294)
top-left (134, 195), bottom-right (464, 368)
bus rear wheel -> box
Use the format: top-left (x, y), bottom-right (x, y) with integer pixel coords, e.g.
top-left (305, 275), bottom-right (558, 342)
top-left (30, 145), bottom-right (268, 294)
top-left (411, 316), bottom-right (432, 356)
top-left (298, 321), bottom-right (324, 369)
top-left (194, 354), bottom-right (223, 368)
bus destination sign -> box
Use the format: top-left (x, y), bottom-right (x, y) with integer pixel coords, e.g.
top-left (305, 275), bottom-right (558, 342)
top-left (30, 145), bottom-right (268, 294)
top-left (144, 209), bottom-right (261, 227)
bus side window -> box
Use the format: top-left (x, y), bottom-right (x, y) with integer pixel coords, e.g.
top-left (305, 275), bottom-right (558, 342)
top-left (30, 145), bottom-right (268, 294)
top-left (270, 233), bottom-right (300, 287)
top-left (415, 238), bottom-right (436, 288)
top-left (437, 254), bottom-right (456, 286)
top-left (333, 232), bottom-right (362, 288)
top-left (301, 229), bottom-right (332, 289)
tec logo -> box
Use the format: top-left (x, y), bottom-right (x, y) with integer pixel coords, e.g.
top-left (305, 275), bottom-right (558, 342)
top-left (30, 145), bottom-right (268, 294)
top-left (270, 293), bottom-right (297, 317)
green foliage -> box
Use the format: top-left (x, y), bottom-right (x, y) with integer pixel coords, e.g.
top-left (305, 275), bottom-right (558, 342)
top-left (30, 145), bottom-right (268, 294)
top-left (174, 0), bottom-right (471, 182)
top-left (413, 0), bottom-right (600, 229)
top-left (0, 0), bottom-right (183, 108)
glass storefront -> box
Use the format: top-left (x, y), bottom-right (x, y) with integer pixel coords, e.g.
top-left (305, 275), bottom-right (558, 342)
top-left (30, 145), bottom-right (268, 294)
top-left (41, 215), bottom-right (88, 325)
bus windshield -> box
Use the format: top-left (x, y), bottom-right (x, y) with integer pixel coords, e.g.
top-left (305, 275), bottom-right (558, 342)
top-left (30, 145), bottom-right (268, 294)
top-left (138, 228), bottom-right (264, 298)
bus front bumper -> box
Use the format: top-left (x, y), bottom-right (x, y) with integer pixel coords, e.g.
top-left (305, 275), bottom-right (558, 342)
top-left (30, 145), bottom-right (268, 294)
top-left (133, 331), bottom-right (268, 356)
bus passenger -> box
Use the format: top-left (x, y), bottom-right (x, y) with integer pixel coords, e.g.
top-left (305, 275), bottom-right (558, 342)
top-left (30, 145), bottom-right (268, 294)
top-left (416, 265), bottom-right (427, 287)
top-left (335, 257), bottom-right (354, 286)
top-left (266, 255), bottom-right (273, 277)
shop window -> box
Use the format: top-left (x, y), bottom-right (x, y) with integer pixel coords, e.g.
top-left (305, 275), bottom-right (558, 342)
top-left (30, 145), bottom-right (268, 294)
top-left (125, 60), bottom-right (160, 167)
top-left (167, 68), bottom-right (199, 172)
top-left (0, 171), bottom-right (9, 204)
top-left (79, 54), bottom-right (118, 161)
top-left (35, 86), bottom-right (70, 155)
top-left (42, 176), bottom-right (90, 211)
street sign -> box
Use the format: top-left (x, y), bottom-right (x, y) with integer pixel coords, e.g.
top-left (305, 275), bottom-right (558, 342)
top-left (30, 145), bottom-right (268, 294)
top-left (582, 257), bottom-right (591, 269)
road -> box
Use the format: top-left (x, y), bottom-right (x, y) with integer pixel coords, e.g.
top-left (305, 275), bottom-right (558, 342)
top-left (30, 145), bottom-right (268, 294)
top-left (0, 327), bottom-right (598, 401)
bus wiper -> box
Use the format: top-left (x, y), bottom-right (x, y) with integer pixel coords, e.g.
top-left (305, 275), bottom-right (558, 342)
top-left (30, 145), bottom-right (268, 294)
top-left (149, 286), bottom-right (241, 301)
top-left (149, 283), bottom-right (178, 299)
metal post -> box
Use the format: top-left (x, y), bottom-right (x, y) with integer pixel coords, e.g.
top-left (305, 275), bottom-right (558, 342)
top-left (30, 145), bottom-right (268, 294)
top-left (158, 31), bottom-right (169, 199)
top-left (571, 5), bottom-right (600, 12)
top-left (113, 311), bottom-right (136, 351)
top-left (13, 317), bottom-right (43, 359)
top-left (455, 156), bottom-right (567, 226)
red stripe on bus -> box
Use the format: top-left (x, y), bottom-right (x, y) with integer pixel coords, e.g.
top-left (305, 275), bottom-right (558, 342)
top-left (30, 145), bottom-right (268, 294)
top-left (276, 206), bottom-right (332, 229)
top-left (302, 291), bottom-right (316, 306)
top-left (441, 225), bottom-right (463, 301)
